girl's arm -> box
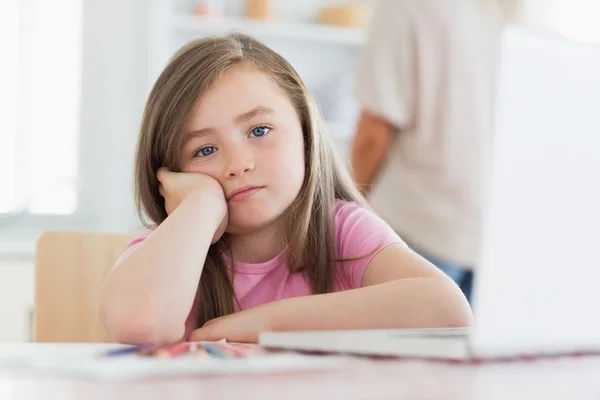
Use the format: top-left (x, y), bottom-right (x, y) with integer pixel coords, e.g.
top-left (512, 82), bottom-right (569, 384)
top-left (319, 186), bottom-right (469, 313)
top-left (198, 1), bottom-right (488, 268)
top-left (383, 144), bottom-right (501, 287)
top-left (100, 171), bottom-right (226, 344)
top-left (189, 244), bottom-right (472, 343)
top-left (274, 244), bottom-right (472, 331)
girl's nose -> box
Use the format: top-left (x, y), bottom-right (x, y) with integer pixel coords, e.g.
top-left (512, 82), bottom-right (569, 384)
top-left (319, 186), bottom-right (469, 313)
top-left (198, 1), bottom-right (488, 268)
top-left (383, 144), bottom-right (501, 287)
top-left (225, 147), bottom-right (255, 178)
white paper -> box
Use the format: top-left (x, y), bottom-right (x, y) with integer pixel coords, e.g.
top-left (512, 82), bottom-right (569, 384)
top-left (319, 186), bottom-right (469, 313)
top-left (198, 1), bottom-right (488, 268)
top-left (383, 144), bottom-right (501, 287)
top-left (0, 343), bottom-right (345, 381)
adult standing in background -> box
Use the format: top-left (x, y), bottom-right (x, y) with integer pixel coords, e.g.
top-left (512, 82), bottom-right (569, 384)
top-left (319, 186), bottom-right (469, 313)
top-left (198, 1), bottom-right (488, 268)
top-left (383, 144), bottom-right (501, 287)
top-left (350, 0), bottom-right (511, 302)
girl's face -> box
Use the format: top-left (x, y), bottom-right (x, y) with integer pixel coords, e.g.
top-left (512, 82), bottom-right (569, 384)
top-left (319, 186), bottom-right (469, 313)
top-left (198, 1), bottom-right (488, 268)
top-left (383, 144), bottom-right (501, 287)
top-left (179, 65), bottom-right (306, 235)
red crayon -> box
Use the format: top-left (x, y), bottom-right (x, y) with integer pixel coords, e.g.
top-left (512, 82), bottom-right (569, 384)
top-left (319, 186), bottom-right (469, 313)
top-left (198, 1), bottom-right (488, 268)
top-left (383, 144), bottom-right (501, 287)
top-left (155, 342), bottom-right (192, 359)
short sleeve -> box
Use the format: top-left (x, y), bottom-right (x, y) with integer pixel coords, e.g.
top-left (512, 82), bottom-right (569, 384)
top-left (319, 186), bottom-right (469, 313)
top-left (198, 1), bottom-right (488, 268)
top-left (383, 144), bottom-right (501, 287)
top-left (113, 230), bottom-right (151, 267)
top-left (354, 0), bottom-right (416, 128)
top-left (335, 201), bottom-right (406, 289)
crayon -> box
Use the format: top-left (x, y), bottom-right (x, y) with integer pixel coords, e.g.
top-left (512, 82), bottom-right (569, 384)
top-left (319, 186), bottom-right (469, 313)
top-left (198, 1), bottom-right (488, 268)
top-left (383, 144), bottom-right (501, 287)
top-left (202, 342), bottom-right (235, 358)
top-left (195, 347), bottom-right (212, 359)
top-left (154, 342), bottom-right (191, 359)
top-left (102, 343), bottom-right (153, 357)
top-left (137, 342), bottom-right (170, 356)
top-left (211, 342), bottom-right (249, 358)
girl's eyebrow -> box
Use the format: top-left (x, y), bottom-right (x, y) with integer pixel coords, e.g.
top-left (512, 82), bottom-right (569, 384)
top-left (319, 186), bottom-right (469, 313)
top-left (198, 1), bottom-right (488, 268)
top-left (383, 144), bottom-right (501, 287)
top-left (234, 106), bottom-right (275, 124)
top-left (183, 106), bottom-right (275, 147)
top-left (182, 128), bottom-right (214, 148)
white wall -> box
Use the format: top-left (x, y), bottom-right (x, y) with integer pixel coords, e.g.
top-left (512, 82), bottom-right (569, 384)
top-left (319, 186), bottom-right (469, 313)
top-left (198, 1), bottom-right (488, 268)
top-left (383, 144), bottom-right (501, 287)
top-left (77, 0), bottom-right (150, 234)
top-left (0, 0), bottom-right (152, 342)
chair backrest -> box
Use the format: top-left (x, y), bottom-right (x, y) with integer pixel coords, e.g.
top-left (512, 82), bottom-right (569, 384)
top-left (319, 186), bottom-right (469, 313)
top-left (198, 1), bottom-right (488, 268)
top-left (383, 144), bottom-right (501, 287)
top-left (34, 231), bottom-right (135, 342)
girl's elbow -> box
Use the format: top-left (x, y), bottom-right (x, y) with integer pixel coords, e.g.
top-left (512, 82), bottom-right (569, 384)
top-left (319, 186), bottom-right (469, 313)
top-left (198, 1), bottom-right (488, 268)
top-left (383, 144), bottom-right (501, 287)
top-left (419, 278), bottom-right (473, 329)
top-left (444, 304), bottom-right (473, 328)
top-left (103, 314), bottom-right (185, 344)
top-left (100, 300), bottom-right (184, 344)
top-left (440, 289), bottom-right (473, 328)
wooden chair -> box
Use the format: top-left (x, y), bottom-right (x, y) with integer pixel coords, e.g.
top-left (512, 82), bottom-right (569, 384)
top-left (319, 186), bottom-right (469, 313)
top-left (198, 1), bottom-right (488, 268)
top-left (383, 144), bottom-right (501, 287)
top-left (34, 231), bottom-right (135, 342)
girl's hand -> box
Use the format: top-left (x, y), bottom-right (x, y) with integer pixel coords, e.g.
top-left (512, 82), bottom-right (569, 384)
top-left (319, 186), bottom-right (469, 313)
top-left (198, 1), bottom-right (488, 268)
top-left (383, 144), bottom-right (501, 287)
top-left (157, 167), bottom-right (228, 243)
top-left (188, 304), bottom-right (277, 344)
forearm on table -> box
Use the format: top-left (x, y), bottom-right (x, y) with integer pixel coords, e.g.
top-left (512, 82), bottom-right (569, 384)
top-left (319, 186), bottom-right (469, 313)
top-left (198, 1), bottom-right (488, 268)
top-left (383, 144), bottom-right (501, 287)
top-left (100, 192), bottom-right (219, 343)
top-left (268, 278), bottom-right (473, 332)
top-left (350, 110), bottom-right (394, 195)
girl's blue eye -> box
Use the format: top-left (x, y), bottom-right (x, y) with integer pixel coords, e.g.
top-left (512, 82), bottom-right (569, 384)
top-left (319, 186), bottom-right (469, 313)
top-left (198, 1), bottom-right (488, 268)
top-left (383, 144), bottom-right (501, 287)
top-left (196, 146), bottom-right (216, 157)
top-left (249, 126), bottom-right (270, 138)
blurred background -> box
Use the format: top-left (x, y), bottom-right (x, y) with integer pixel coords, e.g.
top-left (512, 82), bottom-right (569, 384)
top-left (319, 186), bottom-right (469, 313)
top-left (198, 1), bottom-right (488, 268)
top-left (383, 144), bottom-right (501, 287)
top-left (0, 0), bottom-right (598, 342)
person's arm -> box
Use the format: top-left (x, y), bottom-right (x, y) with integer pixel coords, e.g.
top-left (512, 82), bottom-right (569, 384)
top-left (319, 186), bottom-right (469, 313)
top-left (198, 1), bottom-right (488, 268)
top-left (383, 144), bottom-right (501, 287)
top-left (351, 0), bottom-right (415, 195)
top-left (350, 110), bottom-right (395, 196)
top-left (100, 170), bottom-right (226, 344)
top-left (273, 244), bottom-right (472, 332)
top-left (100, 192), bottom-right (221, 344)
top-left (189, 243), bottom-right (471, 343)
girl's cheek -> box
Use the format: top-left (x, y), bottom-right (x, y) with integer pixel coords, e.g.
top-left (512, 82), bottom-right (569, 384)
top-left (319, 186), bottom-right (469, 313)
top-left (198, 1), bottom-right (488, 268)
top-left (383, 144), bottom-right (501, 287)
top-left (273, 139), bottom-right (305, 179)
top-left (268, 138), bottom-right (299, 168)
top-left (183, 158), bottom-right (221, 177)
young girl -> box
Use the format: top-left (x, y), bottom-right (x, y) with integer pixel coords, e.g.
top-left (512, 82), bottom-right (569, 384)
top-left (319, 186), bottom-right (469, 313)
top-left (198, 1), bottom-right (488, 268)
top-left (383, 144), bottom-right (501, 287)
top-left (99, 33), bottom-right (472, 344)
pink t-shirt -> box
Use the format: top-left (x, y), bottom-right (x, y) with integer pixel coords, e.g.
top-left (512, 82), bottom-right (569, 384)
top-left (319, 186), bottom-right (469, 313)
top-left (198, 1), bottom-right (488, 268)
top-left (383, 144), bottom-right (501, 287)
top-left (118, 200), bottom-right (404, 337)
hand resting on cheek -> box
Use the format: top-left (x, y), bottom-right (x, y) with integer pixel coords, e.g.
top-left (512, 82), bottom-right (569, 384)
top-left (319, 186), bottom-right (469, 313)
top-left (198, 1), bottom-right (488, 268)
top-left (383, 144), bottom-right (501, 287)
top-left (157, 167), bottom-right (229, 243)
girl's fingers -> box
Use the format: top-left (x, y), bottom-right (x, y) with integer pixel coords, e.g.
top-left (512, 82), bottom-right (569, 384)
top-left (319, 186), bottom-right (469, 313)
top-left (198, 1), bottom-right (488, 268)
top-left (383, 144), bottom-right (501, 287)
top-left (156, 167), bottom-right (170, 183)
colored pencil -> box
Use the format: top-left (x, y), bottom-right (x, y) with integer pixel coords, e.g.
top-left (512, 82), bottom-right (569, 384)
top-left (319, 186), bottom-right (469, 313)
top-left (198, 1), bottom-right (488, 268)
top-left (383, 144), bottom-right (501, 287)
top-left (202, 342), bottom-right (235, 358)
top-left (137, 342), bottom-right (170, 356)
top-left (195, 347), bottom-right (212, 359)
top-left (211, 342), bottom-right (250, 358)
top-left (154, 342), bottom-right (192, 359)
top-left (102, 343), bottom-right (153, 357)
top-left (229, 343), bottom-right (265, 356)
top-left (102, 341), bottom-right (257, 360)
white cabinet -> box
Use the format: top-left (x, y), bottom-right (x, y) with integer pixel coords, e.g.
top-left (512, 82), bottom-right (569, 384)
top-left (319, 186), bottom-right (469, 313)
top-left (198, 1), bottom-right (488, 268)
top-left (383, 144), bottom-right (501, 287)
top-left (0, 260), bottom-right (34, 342)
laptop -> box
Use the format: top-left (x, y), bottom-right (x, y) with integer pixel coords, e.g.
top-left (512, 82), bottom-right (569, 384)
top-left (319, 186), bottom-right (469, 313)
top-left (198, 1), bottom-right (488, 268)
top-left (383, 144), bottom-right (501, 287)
top-left (259, 24), bottom-right (600, 360)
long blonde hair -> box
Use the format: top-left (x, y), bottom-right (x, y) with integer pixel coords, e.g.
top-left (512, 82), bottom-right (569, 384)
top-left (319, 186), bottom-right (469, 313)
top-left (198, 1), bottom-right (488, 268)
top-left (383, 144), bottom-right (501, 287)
top-left (134, 33), bottom-right (366, 326)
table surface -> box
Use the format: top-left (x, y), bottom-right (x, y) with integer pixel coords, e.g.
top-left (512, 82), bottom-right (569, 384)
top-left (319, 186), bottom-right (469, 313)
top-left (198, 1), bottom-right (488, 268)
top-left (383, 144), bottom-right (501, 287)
top-left (1, 343), bottom-right (599, 400)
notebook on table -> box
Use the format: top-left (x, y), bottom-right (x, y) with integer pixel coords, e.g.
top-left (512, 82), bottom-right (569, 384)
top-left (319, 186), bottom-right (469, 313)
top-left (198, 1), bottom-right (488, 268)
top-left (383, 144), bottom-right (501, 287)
top-left (260, 24), bottom-right (600, 361)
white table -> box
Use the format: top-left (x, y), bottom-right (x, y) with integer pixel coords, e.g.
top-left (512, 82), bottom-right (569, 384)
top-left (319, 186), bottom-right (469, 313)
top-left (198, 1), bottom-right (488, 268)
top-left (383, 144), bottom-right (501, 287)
top-left (1, 343), bottom-right (599, 399)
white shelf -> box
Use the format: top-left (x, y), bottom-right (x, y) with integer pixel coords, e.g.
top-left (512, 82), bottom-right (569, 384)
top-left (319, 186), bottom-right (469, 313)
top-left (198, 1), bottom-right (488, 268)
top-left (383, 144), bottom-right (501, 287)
top-left (173, 15), bottom-right (365, 46)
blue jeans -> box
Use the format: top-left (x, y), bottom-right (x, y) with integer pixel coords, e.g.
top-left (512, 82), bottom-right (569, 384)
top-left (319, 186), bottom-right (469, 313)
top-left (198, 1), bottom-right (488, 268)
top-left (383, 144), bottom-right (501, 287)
top-left (409, 245), bottom-right (474, 303)
top-left (431, 258), bottom-right (473, 304)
